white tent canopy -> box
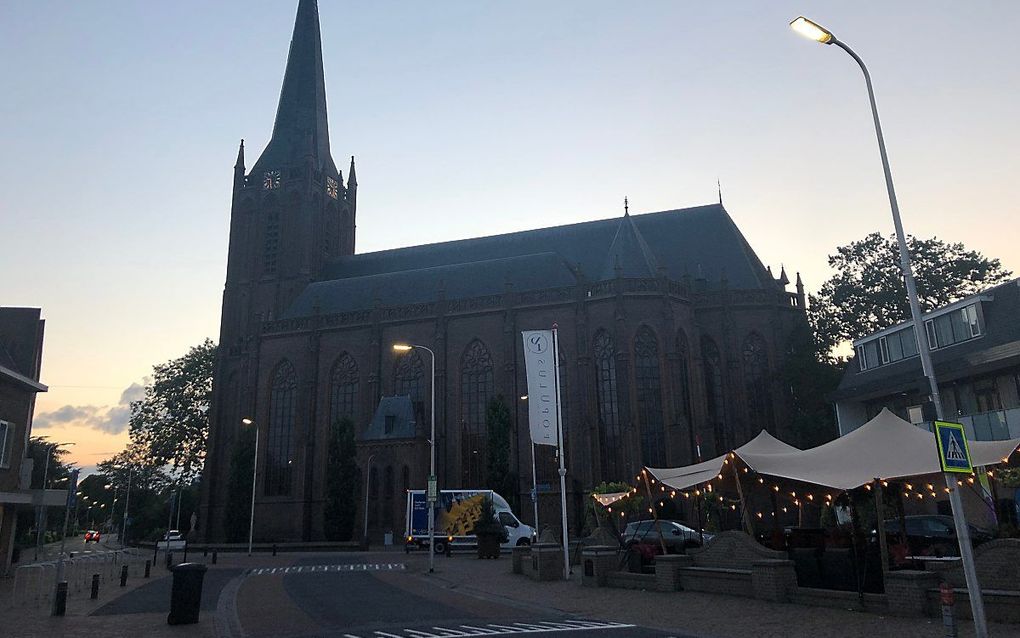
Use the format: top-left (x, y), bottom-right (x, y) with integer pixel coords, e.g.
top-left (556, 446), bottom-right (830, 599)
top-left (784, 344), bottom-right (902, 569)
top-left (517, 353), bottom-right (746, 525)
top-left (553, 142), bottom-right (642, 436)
top-left (646, 430), bottom-right (800, 492)
top-left (735, 409), bottom-right (1020, 490)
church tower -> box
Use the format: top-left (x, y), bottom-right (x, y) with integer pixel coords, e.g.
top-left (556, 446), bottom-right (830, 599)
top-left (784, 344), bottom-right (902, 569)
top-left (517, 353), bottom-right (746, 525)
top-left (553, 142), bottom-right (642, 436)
top-left (202, 0), bottom-right (353, 540)
top-left (221, 0), bottom-right (354, 346)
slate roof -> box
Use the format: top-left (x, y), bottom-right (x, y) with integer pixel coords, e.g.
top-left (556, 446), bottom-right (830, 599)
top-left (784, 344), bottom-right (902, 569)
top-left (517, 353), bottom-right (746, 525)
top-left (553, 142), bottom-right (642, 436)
top-left (286, 204), bottom-right (773, 318)
top-left (832, 279), bottom-right (1020, 401)
top-left (361, 396), bottom-right (417, 441)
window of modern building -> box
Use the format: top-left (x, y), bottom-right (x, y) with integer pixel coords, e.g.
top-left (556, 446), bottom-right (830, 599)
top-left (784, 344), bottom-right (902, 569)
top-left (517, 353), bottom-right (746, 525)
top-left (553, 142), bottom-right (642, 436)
top-left (0, 420), bottom-right (11, 468)
top-left (925, 304), bottom-right (981, 350)
top-left (394, 351), bottom-right (427, 431)
top-left (634, 327), bottom-right (666, 467)
top-left (594, 330), bottom-right (624, 480)
top-left (460, 339), bottom-right (494, 486)
top-left (701, 337), bottom-right (728, 452)
top-left (265, 361), bottom-right (297, 496)
top-left (742, 333), bottom-right (775, 434)
top-left (328, 353), bottom-right (358, 427)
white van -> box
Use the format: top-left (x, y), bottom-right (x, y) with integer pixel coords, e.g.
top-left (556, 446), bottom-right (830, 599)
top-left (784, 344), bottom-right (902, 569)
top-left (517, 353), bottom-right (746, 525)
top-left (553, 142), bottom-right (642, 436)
top-left (405, 489), bottom-right (534, 553)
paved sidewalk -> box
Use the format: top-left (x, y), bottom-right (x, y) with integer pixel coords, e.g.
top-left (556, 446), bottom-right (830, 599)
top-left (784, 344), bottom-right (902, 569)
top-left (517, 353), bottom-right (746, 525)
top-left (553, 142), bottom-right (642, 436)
top-left (406, 552), bottom-right (1020, 638)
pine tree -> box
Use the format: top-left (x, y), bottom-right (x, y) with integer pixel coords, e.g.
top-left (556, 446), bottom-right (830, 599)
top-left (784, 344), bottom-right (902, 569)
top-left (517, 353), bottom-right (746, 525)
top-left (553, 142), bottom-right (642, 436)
top-left (324, 418), bottom-right (360, 541)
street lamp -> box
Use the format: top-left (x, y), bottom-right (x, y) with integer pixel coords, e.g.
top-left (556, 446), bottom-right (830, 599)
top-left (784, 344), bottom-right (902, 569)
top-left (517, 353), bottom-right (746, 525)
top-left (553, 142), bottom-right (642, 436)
top-left (790, 17), bottom-right (988, 637)
top-left (392, 343), bottom-right (437, 573)
top-left (35, 440), bottom-right (74, 561)
top-left (242, 418), bottom-right (259, 556)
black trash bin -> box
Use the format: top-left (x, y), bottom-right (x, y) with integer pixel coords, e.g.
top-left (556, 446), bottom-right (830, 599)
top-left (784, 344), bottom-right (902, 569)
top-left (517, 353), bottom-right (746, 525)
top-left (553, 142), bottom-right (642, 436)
top-left (167, 562), bottom-right (208, 625)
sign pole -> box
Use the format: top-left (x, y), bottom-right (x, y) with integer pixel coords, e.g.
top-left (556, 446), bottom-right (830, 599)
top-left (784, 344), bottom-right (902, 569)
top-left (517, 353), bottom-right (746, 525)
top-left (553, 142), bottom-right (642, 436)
top-left (531, 441), bottom-right (539, 534)
top-left (551, 325), bottom-right (570, 580)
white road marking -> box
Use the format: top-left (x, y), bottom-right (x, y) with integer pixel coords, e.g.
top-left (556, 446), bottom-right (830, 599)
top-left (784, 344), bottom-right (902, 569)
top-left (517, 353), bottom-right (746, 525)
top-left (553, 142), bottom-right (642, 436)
top-left (246, 563), bottom-right (407, 576)
top-left (340, 619), bottom-right (634, 637)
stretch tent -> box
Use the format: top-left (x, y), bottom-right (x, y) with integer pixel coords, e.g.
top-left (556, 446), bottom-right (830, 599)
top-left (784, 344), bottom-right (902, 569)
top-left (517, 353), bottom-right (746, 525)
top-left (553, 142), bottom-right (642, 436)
top-left (646, 430), bottom-right (799, 492)
top-left (647, 409), bottom-right (1020, 492)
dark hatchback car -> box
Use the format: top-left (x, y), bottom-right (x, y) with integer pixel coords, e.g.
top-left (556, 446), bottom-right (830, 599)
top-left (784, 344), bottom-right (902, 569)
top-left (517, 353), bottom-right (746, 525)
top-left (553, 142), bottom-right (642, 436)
top-left (880, 515), bottom-right (994, 557)
top-left (622, 520), bottom-right (711, 554)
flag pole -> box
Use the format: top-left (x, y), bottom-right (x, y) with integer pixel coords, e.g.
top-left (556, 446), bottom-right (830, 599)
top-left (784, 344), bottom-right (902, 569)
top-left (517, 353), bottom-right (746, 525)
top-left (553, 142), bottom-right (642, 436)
top-left (552, 324), bottom-right (569, 580)
top-left (531, 441), bottom-right (540, 534)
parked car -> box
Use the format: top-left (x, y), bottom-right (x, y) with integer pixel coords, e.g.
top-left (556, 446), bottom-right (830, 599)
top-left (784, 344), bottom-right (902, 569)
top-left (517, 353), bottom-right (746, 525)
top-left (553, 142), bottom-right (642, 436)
top-left (156, 529), bottom-right (187, 551)
top-left (83, 530), bottom-right (101, 544)
top-left (879, 515), bottom-right (994, 557)
top-left (622, 520), bottom-right (711, 554)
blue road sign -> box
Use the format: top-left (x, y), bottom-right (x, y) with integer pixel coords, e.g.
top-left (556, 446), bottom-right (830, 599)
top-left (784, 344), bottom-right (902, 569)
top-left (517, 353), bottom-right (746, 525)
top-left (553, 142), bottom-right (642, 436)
top-left (935, 420), bottom-right (973, 473)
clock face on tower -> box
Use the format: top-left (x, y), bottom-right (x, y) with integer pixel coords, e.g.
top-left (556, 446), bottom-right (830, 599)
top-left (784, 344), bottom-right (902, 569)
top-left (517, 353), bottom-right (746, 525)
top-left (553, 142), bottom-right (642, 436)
top-left (325, 176), bottom-right (338, 199)
top-left (263, 170), bottom-right (281, 190)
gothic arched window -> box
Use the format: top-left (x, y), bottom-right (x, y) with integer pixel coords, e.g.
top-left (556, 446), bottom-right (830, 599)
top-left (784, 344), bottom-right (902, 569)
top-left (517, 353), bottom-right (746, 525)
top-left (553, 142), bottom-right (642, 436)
top-left (394, 351), bottom-right (427, 431)
top-left (460, 339), bottom-right (494, 486)
top-left (634, 327), bottom-right (666, 467)
top-left (743, 333), bottom-right (775, 435)
top-left (265, 361), bottom-right (297, 496)
top-left (674, 330), bottom-right (693, 424)
top-left (594, 330), bottom-right (624, 481)
top-left (368, 466), bottom-right (379, 527)
top-left (383, 466), bottom-right (395, 527)
top-left (328, 353), bottom-right (358, 427)
top-left (701, 337), bottom-right (728, 453)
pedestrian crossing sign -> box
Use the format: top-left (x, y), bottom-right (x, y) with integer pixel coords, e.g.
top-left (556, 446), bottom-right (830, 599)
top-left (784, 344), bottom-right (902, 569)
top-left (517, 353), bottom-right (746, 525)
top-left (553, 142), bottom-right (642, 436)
top-left (934, 420), bottom-right (973, 473)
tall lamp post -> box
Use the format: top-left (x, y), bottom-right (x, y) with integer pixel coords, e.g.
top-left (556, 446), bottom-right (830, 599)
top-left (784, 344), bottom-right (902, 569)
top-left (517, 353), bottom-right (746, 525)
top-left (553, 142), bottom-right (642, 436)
top-left (790, 16), bottom-right (988, 637)
top-left (242, 418), bottom-right (260, 556)
top-left (120, 466), bottom-right (133, 546)
top-left (392, 343), bottom-right (437, 574)
top-left (34, 440), bottom-right (74, 561)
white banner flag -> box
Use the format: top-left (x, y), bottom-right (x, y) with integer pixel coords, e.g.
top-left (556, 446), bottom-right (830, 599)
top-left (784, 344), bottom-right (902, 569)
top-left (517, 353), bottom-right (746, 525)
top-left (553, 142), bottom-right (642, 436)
top-left (522, 330), bottom-right (559, 447)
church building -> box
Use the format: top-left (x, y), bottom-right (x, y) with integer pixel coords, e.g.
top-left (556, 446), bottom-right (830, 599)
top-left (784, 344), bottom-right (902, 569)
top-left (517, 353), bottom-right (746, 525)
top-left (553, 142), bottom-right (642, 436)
top-left (199, 0), bottom-right (811, 542)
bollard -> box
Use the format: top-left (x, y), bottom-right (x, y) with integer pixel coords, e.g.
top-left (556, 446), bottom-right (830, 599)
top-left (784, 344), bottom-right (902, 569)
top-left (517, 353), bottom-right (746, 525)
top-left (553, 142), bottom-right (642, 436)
top-left (120, 564), bottom-right (129, 587)
top-left (940, 583), bottom-right (957, 638)
top-left (52, 581), bottom-right (68, 616)
top-left (166, 550), bottom-right (173, 570)
top-left (90, 573), bottom-right (100, 600)
top-left (272, 543), bottom-right (277, 557)
top-left (153, 543), bottom-right (159, 564)
top-left (144, 559), bottom-right (151, 578)
top-left (211, 550), bottom-right (218, 565)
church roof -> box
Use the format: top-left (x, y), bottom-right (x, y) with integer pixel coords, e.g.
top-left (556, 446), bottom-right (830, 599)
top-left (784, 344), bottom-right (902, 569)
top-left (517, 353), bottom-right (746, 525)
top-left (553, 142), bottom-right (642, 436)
top-left (285, 252), bottom-right (577, 317)
top-left (360, 396), bottom-right (417, 441)
top-left (600, 212), bottom-right (659, 279)
top-left (288, 204), bottom-right (773, 319)
top-left (251, 0), bottom-right (336, 176)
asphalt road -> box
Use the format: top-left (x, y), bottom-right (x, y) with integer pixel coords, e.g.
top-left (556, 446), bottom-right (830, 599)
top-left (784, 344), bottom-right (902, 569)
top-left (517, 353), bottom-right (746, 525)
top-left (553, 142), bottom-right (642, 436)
top-left (235, 554), bottom-right (684, 638)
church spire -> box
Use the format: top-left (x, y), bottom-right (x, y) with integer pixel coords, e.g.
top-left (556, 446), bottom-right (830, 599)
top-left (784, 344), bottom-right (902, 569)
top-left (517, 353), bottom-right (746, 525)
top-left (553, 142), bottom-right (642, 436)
top-left (233, 139), bottom-right (245, 188)
top-left (348, 155), bottom-right (357, 188)
top-left (252, 0), bottom-right (336, 175)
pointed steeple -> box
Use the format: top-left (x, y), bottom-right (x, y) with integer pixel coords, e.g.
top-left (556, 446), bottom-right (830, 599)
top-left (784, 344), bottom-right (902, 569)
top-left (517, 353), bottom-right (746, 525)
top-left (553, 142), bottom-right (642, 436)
top-left (600, 209), bottom-right (659, 280)
top-left (252, 0), bottom-right (336, 175)
top-left (348, 155), bottom-right (357, 188)
top-left (778, 265), bottom-right (790, 287)
top-left (233, 139), bottom-right (245, 188)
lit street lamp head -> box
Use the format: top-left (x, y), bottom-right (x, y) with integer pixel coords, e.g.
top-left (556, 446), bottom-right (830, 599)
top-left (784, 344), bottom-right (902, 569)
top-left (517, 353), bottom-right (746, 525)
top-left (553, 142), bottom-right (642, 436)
top-left (790, 16), bottom-right (834, 44)
top-left (392, 344), bottom-right (413, 352)
top-left (241, 417), bottom-right (254, 425)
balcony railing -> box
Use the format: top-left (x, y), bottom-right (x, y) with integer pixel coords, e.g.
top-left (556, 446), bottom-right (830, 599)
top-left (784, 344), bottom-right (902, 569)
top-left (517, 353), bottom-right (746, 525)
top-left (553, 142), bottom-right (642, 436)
top-left (914, 407), bottom-right (1020, 441)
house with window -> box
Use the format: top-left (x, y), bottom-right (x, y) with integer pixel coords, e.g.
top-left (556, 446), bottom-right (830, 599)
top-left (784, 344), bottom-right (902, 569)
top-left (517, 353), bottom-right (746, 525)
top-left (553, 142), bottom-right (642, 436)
top-left (0, 307), bottom-right (53, 575)
top-left (832, 278), bottom-right (1020, 441)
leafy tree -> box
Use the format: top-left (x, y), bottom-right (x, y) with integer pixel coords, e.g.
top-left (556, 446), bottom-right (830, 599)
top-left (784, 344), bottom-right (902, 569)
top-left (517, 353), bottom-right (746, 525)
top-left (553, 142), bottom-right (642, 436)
top-left (323, 418), bottom-right (360, 541)
top-left (128, 339), bottom-right (216, 484)
top-left (782, 324), bottom-right (844, 448)
top-left (485, 396), bottom-right (517, 508)
top-left (222, 424), bottom-right (256, 542)
top-left (809, 232), bottom-right (1011, 355)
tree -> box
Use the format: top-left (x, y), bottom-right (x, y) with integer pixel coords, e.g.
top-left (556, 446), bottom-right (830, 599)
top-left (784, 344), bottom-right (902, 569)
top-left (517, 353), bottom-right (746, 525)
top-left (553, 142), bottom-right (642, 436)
top-left (323, 418), bottom-right (360, 541)
top-left (128, 339), bottom-right (216, 484)
top-left (809, 232), bottom-right (1011, 355)
top-left (782, 324), bottom-right (844, 448)
top-left (485, 396), bottom-right (517, 507)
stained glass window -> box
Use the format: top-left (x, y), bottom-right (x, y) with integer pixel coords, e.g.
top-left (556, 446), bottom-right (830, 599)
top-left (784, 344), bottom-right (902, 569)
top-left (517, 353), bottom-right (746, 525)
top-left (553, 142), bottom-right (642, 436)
top-left (328, 353), bottom-right (358, 426)
top-left (460, 340), bottom-right (493, 485)
top-left (394, 351), bottom-right (427, 430)
top-left (742, 333), bottom-right (775, 435)
top-left (634, 327), bottom-right (665, 467)
top-left (701, 337), bottom-right (728, 453)
top-left (594, 330), bottom-right (623, 480)
top-left (265, 361), bottom-right (297, 496)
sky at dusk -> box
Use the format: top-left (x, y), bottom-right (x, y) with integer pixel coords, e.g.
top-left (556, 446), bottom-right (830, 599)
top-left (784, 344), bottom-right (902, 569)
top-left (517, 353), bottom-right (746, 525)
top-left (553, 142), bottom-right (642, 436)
top-left (2, 1), bottom-right (1018, 474)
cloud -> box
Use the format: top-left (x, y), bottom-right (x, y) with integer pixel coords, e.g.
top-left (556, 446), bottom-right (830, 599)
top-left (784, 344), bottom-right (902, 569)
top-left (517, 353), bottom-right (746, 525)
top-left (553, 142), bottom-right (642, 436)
top-left (34, 382), bottom-right (146, 435)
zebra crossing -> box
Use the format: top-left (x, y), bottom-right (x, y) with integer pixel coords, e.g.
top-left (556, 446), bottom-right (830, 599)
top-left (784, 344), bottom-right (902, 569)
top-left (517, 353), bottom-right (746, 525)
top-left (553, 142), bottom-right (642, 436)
top-left (340, 619), bottom-right (636, 637)
top-left (247, 563), bottom-right (406, 575)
